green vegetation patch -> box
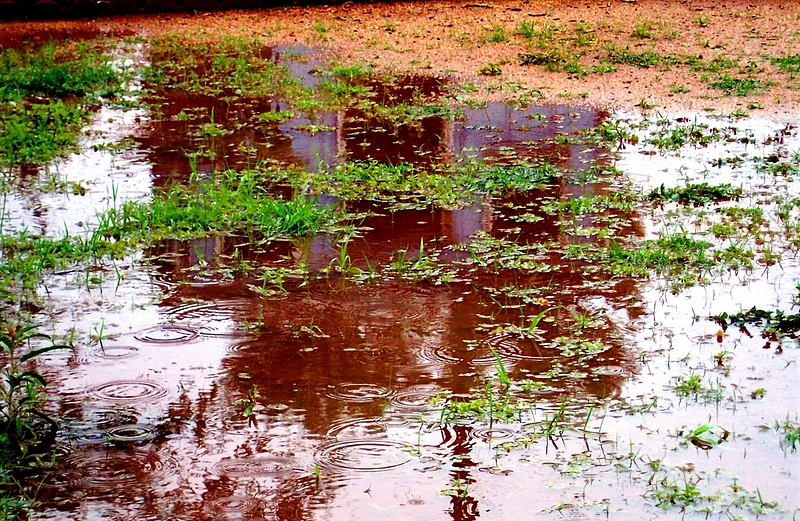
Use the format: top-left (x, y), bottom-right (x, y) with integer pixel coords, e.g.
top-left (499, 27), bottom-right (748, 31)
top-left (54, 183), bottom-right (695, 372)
top-left (516, 21), bottom-right (609, 76)
top-left (0, 320), bottom-right (71, 521)
top-left (708, 75), bottom-right (769, 96)
top-left (644, 120), bottom-right (732, 150)
top-left (0, 322), bottom-right (69, 459)
top-left (0, 42), bottom-right (122, 100)
top-left (712, 307), bottom-right (800, 334)
top-left (630, 17), bottom-right (679, 41)
top-left (606, 233), bottom-right (713, 278)
top-left (123, 174), bottom-right (335, 241)
top-left (647, 183), bottom-right (741, 206)
top-left (599, 229), bottom-right (754, 291)
top-left (770, 54), bottom-right (800, 73)
top-left (0, 40), bottom-right (126, 167)
top-left (265, 160), bottom-right (559, 208)
top-left (519, 50), bottom-right (574, 69)
top-left (516, 20), bottom-right (557, 43)
top-left (1, 168), bottom-right (340, 300)
top-left (691, 55), bottom-right (737, 73)
top-left (543, 192), bottom-right (639, 216)
top-left (0, 229), bottom-right (121, 297)
top-left (0, 101), bottom-right (88, 166)
top-left (478, 63), bottom-right (503, 76)
top-left (604, 45), bottom-right (664, 68)
top-left (774, 418), bottom-right (800, 452)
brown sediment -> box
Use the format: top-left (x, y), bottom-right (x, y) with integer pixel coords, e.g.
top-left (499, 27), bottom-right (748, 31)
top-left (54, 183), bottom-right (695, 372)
top-left (3, 0), bottom-right (800, 117)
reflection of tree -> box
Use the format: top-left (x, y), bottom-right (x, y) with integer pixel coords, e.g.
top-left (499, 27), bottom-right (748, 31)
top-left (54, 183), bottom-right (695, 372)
top-left (137, 90), bottom-right (321, 186)
top-left (441, 424), bottom-right (480, 521)
top-left (140, 44), bottom-right (340, 184)
top-left (451, 104), bottom-right (609, 170)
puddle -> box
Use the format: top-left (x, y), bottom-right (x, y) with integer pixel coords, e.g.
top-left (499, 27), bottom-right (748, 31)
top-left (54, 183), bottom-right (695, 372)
top-left (1, 33), bottom-right (798, 521)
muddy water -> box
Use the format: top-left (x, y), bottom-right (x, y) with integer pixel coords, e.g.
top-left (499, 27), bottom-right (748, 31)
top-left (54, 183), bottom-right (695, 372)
top-left (3, 40), bottom-right (800, 521)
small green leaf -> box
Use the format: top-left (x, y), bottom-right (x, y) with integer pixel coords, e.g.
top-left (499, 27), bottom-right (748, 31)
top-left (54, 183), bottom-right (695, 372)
top-left (20, 343), bottom-right (71, 363)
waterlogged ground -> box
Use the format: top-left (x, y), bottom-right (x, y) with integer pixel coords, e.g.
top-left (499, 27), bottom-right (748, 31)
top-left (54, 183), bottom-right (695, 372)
top-left (1, 23), bottom-right (799, 521)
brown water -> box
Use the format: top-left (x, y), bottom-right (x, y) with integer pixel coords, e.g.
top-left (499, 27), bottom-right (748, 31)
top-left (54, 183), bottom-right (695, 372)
top-left (3, 39), bottom-right (800, 521)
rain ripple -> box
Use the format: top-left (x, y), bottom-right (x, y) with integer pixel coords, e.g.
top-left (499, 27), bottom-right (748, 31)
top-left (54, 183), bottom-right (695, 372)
top-left (204, 495), bottom-right (264, 516)
top-left (591, 365), bottom-right (628, 376)
top-left (211, 456), bottom-right (300, 478)
top-left (134, 325), bottom-right (199, 344)
top-left (475, 333), bottom-right (546, 364)
top-left (106, 423), bottom-right (160, 444)
top-left (315, 439), bottom-right (414, 472)
top-left (66, 449), bottom-right (180, 489)
top-left (325, 416), bottom-right (413, 442)
top-left (324, 383), bottom-right (391, 403)
top-left (467, 426), bottom-right (518, 444)
top-left (87, 380), bottom-right (170, 403)
top-left (87, 344), bottom-right (139, 361)
top-left (390, 384), bottom-right (441, 410)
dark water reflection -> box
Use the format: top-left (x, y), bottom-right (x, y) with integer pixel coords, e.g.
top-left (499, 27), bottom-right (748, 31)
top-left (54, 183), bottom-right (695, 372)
top-left (37, 185), bottom-right (643, 519)
top-left (138, 45), bottom-right (607, 181)
top-left (139, 97), bottom-right (605, 180)
top-left (19, 51), bottom-right (651, 519)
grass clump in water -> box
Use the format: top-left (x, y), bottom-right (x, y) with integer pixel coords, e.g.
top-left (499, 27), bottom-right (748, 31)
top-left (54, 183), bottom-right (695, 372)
top-left (122, 169), bottom-right (338, 241)
top-left (0, 101), bottom-right (88, 166)
top-left (774, 418), bottom-right (799, 452)
top-left (0, 320), bottom-right (71, 519)
top-left (0, 42), bottom-right (122, 100)
top-left (265, 160), bottom-right (558, 209)
top-left (0, 41), bottom-right (126, 167)
top-left (470, 163), bottom-right (558, 193)
top-left (644, 120), bottom-right (728, 150)
top-left (0, 167), bottom-right (339, 302)
top-left (607, 233), bottom-right (712, 274)
top-left (602, 233), bottom-right (717, 291)
top-left (712, 307), bottom-right (800, 335)
top-left (647, 183), bottom-right (741, 206)
top-left (600, 220), bottom-right (757, 290)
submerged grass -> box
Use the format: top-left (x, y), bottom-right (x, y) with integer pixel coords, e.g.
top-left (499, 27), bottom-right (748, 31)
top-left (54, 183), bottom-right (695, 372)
top-left (647, 183), bottom-right (741, 206)
top-left (0, 102), bottom-right (89, 166)
top-left (146, 35), bottom-right (390, 114)
top-left (0, 41), bottom-right (127, 167)
top-left (122, 169), bottom-right (335, 241)
top-left (1, 168), bottom-right (340, 302)
top-left (264, 160), bottom-right (558, 208)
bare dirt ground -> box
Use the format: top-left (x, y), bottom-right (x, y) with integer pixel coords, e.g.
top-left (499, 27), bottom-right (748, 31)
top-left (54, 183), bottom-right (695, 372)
top-left (4, 0), bottom-right (800, 117)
